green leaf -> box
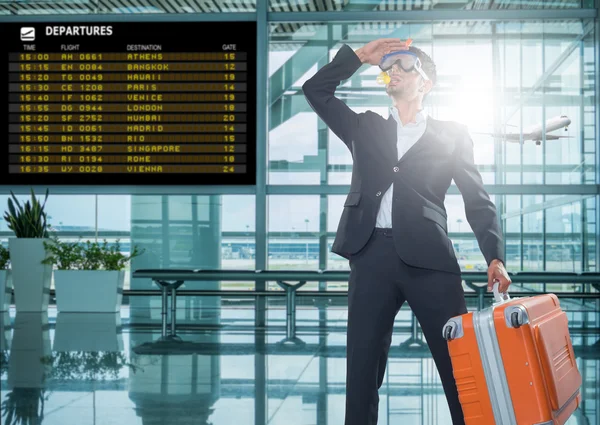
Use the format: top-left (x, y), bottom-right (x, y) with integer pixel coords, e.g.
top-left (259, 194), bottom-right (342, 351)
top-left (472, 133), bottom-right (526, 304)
top-left (9, 191), bottom-right (25, 217)
top-left (3, 189), bottom-right (50, 238)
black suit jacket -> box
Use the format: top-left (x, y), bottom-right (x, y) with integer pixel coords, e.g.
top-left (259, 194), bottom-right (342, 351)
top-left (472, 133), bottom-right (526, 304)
top-left (302, 44), bottom-right (505, 275)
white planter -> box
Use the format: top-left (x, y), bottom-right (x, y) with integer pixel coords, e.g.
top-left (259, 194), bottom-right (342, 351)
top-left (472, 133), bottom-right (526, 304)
top-left (0, 269), bottom-right (12, 311)
top-left (54, 270), bottom-right (124, 313)
top-left (9, 238), bottom-right (52, 312)
top-left (8, 312), bottom-right (51, 388)
top-left (53, 312), bottom-right (123, 352)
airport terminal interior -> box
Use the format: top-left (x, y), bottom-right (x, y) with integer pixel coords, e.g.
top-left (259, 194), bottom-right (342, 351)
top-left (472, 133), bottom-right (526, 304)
top-left (1, 1), bottom-right (600, 424)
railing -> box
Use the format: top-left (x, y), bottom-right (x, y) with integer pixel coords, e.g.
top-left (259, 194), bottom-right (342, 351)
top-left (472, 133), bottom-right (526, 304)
top-left (131, 269), bottom-right (600, 341)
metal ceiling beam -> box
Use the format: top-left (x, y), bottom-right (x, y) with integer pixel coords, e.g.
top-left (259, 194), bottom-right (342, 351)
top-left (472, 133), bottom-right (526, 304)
top-left (0, 11), bottom-right (257, 20)
top-left (0, 3), bottom-right (596, 20)
top-left (268, 9), bottom-right (597, 22)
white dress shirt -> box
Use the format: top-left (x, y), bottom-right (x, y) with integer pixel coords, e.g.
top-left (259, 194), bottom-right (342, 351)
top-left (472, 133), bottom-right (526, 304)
top-left (375, 106), bottom-right (428, 228)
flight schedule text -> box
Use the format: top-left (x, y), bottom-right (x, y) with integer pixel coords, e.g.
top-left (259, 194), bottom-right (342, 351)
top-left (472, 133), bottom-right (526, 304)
top-left (2, 22), bottom-right (257, 185)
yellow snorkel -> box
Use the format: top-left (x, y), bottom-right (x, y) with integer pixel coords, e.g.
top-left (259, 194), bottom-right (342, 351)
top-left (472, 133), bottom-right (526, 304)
top-left (376, 72), bottom-right (391, 85)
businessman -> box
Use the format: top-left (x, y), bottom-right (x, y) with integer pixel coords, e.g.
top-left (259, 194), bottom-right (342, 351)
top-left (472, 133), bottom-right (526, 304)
top-left (302, 38), bottom-right (512, 425)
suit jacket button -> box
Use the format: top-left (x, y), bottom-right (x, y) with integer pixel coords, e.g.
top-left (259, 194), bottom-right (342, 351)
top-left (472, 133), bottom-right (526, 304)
top-left (376, 191), bottom-right (382, 196)
top-left (393, 166), bottom-right (399, 172)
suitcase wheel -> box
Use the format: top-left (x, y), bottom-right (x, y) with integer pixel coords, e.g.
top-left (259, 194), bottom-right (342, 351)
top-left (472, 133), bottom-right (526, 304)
top-left (511, 311), bottom-right (522, 328)
top-left (442, 318), bottom-right (464, 341)
top-left (444, 326), bottom-right (453, 340)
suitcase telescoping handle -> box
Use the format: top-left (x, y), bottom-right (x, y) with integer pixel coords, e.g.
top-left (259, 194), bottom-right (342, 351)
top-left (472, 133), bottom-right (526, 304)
top-left (492, 280), bottom-right (525, 328)
top-left (492, 279), bottom-right (510, 305)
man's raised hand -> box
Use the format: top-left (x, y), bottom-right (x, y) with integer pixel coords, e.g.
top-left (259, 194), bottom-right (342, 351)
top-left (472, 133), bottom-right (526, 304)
top-left (354, 38), bottom-right (410, 66)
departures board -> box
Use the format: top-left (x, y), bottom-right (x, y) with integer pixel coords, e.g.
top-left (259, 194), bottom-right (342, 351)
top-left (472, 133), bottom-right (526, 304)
top-left (1, 22), bottom-right (256, 185)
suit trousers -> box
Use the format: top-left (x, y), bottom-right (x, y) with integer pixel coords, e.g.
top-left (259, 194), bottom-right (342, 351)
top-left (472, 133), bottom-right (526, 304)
top-left (344, 228), bottom-right (467, 425)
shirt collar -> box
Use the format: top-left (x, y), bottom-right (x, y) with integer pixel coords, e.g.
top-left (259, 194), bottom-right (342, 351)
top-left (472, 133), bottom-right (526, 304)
top-left (389, 106), bottom-right (428, 127)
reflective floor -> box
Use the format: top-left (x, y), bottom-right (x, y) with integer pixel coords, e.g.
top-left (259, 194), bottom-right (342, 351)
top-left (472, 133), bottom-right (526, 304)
top-left (1, 302), bottom-right (599, 425)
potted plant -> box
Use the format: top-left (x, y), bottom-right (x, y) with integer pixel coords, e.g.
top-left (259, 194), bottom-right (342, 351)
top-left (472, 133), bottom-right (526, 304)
top-left (0, 244), bottom-right (11, 312)
top-left (46, 351), bottom-right (132, 381)
top-left (43, 238), bottom-right (144, 312)
top-left (3, 188), bottom-right (52, 312)
top-left (4, 311), bottom-right (51, 425)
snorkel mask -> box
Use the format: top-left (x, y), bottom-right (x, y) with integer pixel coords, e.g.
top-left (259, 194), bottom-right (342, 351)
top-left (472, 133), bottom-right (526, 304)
top-left (376, 39), bottom-right (430, 85)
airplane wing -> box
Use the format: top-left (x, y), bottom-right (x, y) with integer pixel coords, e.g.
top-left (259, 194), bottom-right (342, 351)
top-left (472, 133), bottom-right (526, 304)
top-left (472, 132), bottom-right (522, 140)
top-left (543, 134), bottom-right (573, 140)
top-left (472, 132), bottom-right (573, 143)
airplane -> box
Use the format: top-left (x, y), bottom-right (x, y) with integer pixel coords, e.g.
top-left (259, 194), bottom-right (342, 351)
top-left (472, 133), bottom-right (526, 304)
top-left (474, 115), bottom-right (572, 145)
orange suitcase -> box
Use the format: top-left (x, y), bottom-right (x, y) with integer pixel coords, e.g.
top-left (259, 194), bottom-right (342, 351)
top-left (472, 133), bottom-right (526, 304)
top-left (442, 283), bottom-right (582, 425)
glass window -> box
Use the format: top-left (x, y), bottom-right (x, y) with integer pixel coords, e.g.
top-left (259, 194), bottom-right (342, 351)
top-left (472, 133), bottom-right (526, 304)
top-left (447, 195), bottom-right (489, 271)
top-left (268, 195), bottom-right (320, 270)
top-left (222, 195), bottom-right (256, 272)
top-left (98, 195), bottom-right (130, 233)
top-left (128, 195), bottom-right (257, 292)
top-left (504, 195), bottom-right (522, 270)
top-left (269, 19), bottom-right (596, 186)
top-left (546, 198), bottom-right (582, 272)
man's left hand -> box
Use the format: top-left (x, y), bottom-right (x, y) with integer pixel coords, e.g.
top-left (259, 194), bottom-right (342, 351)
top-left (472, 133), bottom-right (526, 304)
top-left (487, 259), bottom-right (511, 293)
